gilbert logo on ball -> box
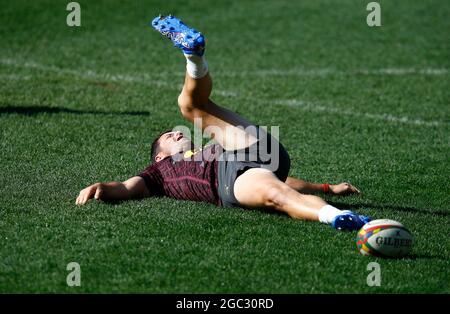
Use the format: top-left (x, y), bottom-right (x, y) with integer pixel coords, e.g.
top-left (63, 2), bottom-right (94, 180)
top-left (357, 219), bottom-right (413, 258)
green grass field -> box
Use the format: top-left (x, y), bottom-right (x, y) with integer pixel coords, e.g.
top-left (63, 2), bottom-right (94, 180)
top-left (0, 0), bottom-right (449, 293)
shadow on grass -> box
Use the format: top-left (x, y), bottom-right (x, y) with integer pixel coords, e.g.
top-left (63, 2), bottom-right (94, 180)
top-left (330, 201), bottom-right (449, 218)
top-left (0, 105), bottom-right (150, 116)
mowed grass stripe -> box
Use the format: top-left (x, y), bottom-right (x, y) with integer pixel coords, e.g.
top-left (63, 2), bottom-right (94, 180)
top-left (1, 58), bottom-right (447, 127)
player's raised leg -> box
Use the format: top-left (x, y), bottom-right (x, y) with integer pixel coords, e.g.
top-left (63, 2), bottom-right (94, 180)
top-left (151, 15), bottom-right (258, 151)
top-left (234, 168), bottom-right (370, 230)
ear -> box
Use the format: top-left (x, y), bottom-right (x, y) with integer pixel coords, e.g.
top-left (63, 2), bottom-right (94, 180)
top-left (155, 152), bottom-right (165, 162)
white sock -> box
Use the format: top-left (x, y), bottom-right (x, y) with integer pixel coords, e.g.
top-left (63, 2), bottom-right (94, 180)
top-left (318, 205), bottom-right (351, 224)
top-left (184, 54), bottom-right (208, 79)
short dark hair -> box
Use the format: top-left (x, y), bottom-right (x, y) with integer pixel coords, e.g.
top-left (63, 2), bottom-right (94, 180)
top-left (150, 129), bottom-right (173, 163)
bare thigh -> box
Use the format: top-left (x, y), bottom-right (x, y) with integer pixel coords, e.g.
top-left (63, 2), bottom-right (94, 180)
top-left (197, 99), bottom-right (259, 150)
top-left (233, 168), bottom-right (325, 221)
top-left (178, 74), bottom-right (258, 151)
top-left (233, 168), bottom-right (284, 208)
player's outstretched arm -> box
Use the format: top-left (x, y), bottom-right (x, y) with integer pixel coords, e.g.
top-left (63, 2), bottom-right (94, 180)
top-left (75, 176), bottom-right (149, 205)
top-left (285, 177), bottom-right (361, 196)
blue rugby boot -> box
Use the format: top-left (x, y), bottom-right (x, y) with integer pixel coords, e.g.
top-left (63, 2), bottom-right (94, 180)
top-left (332, 212), bottom-right (371, 231)
top-left (151, 15), bottom-right (205, 56)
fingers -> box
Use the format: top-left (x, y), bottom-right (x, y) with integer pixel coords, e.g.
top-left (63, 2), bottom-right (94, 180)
top-left (344, 182), bottom-right (361, 194)
top-left (75, 184), bottom-right (99, 205)
top-left (333, 182), bottom-right (361, 196)
top-left (76, 190), bottom-right (90, 205)
top-left (75, 191), bottom-right (84, 205)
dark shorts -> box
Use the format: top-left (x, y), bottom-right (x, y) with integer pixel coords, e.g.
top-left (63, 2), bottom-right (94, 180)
top-left (217, 127), bottom-right (291, 208)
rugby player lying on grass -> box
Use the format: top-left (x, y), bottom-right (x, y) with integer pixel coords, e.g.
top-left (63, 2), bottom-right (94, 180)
top-left (76, 15), bottom-right (370, 231)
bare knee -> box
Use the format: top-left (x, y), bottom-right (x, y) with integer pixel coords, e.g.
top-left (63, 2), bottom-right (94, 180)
top-left (263, 183), bottom-right (290, 209)
top-left (177, 94), bottom-right (197, 120)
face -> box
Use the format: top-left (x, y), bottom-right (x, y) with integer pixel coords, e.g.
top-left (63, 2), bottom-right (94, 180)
top-left (155, 131), bottom-right (192, 162)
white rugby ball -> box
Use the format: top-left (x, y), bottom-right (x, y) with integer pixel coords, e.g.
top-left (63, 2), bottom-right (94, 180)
top-left (356, 219), bottom-right (413, 258)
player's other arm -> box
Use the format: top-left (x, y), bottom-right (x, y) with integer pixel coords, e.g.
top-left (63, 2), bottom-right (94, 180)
top-left (76, 176), bottom-right (150, 205)
top-left (285, 177), bottom-right (361, 196)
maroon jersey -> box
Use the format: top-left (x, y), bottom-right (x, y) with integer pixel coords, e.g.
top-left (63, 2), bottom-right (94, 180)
top-left (138, 144), bottom-right (222, 206)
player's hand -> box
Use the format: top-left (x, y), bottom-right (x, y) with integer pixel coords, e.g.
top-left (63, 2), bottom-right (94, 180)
top-left (330, 182), bottom-right (361, 196)
top-left (75, 183), bottom-right (104, 205)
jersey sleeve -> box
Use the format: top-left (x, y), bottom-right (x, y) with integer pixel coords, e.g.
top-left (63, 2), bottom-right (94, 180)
top-left (137, 163), bottom-right (165, 197)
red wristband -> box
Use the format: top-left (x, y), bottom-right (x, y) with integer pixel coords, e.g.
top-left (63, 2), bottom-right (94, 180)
top-left (322, 183), bottom-right (330, 194)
